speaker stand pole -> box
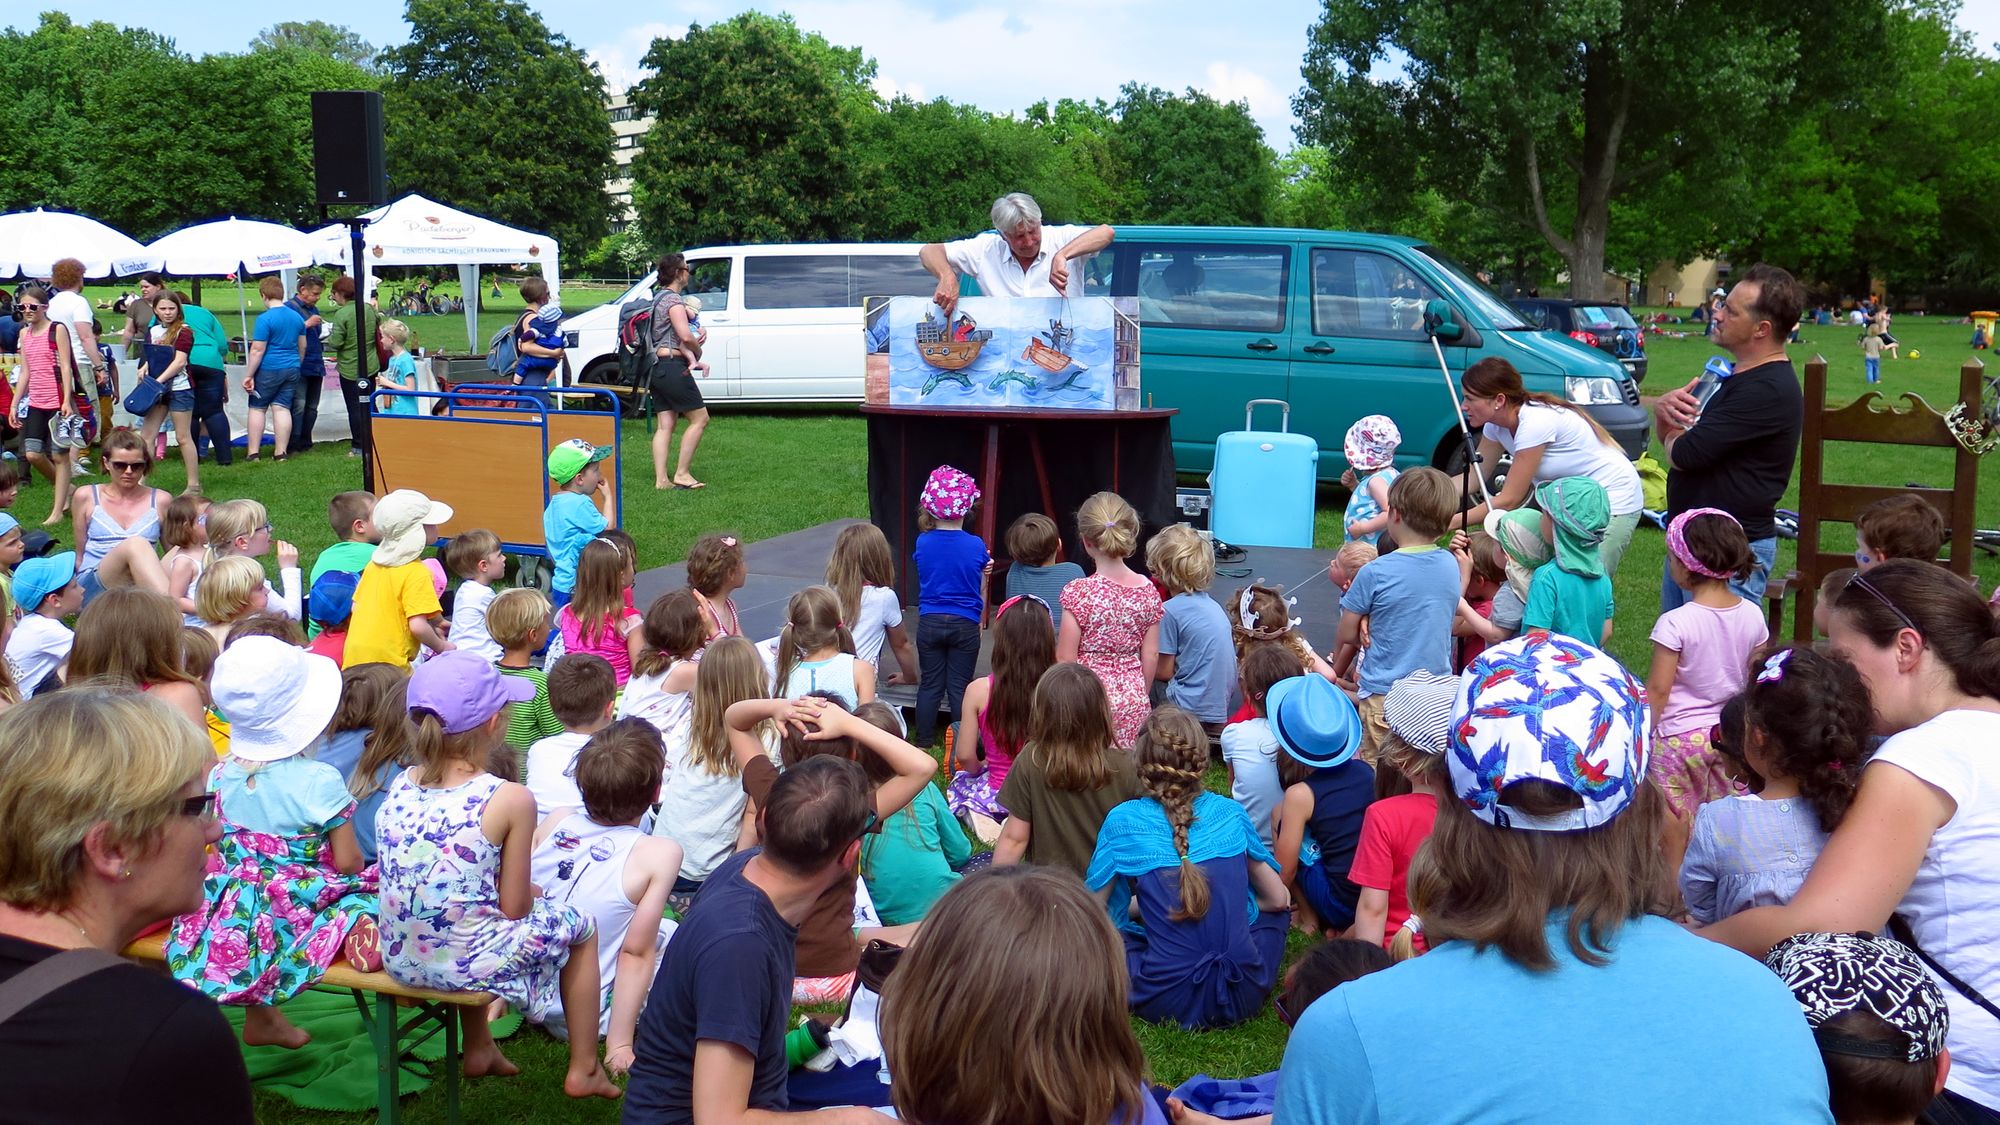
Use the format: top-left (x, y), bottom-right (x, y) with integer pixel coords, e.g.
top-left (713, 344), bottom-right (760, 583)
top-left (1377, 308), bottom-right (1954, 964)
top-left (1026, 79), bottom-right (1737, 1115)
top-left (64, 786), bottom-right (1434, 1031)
top-left (345, 216), bottom-right (376, 493)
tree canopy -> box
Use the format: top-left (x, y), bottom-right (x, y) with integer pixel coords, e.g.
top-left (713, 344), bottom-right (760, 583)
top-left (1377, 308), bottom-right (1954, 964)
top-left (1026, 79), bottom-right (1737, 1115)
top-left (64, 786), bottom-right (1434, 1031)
top-left (251, 21), bottom-right (378, 71)
top-left (379, 0), bottom-right (614, 253)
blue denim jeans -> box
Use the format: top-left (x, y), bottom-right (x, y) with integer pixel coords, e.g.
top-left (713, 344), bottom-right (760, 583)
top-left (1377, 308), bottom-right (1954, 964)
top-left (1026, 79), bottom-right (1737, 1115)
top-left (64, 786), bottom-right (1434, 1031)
top-left (915, 612), bottom-right (979, 745)
top-left (1662, 534), bottom-right (1778, 612)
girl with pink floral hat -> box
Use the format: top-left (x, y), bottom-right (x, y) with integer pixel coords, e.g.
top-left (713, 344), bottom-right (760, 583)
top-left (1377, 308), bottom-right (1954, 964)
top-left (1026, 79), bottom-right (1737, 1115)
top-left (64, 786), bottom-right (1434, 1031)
top-left (913, 464), bottom-right (989, 747)
top-left (1340, 414), bottom-right (1401, 548)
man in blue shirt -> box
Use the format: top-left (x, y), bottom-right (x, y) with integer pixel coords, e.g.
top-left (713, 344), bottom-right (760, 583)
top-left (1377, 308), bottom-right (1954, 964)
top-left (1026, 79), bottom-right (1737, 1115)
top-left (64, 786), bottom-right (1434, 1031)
top-left (240, 275), bottom-right (306, 460)
top-left (284, 274), bottom-right (326, 454)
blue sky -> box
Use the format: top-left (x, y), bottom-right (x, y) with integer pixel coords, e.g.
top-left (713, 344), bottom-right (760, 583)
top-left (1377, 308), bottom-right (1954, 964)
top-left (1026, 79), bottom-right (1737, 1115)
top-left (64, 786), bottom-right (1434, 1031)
top-left (16, 0), bottom-right (2000, 150)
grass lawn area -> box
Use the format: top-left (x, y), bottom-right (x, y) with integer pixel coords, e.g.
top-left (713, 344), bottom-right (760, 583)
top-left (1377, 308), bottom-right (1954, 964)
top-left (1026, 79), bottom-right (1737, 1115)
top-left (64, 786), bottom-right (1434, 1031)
top-left (99, 308), bottom-right (1995, 1123)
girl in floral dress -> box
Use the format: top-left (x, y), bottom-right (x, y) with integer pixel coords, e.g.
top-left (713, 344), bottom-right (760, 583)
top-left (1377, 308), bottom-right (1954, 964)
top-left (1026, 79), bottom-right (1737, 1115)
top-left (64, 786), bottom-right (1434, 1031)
top-left (167, 636), bottom-right (375, 1050)
top-left (1058, 491), bottom-right (1164, 748)
top-left (375, 650), bottom-right (619, 1099)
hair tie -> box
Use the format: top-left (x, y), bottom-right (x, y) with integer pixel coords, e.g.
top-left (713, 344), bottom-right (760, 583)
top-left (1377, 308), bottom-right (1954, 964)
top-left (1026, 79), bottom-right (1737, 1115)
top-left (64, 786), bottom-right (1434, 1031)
top-left (1667, 508), bottom-right (1742, 581)
top-left (720, 536), bottom-right (738, 548)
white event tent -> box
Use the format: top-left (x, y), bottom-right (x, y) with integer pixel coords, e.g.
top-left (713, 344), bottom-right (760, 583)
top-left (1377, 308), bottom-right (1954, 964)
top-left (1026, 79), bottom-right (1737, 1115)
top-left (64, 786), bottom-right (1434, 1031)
top-left (311, 194), bottom-right (561, 351)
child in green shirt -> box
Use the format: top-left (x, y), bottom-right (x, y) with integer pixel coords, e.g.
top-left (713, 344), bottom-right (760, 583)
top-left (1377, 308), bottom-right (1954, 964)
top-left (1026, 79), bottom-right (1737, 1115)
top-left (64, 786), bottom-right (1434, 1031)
top-left (488, 586), bottom-right (564, 767)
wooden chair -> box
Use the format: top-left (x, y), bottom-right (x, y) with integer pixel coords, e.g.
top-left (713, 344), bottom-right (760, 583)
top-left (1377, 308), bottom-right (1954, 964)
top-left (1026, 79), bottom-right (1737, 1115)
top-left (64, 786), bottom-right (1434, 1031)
top-left (1783, 356), bottom-right (1985, 641)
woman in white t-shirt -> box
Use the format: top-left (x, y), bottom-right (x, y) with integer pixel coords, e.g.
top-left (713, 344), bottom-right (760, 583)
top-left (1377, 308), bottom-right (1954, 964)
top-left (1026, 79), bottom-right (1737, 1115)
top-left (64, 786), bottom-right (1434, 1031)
top-left (1703, 561), bottom-right (2000, 1119)
top-left (1451, 358), bottom-right (1644, 579)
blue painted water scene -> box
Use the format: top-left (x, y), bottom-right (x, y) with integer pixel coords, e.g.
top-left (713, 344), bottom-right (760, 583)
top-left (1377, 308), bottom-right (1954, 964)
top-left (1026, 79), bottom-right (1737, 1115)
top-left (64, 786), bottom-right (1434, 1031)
top-left (882, 296), bottom-right (1140, 410)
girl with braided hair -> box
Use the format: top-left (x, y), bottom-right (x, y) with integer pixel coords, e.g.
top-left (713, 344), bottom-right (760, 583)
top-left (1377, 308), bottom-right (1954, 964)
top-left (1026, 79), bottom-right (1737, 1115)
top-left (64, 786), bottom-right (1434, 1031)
top-left (1084, 704), bottom-right (1290, 1029)
top-left (1679, 644), bottom-right (1870, 925)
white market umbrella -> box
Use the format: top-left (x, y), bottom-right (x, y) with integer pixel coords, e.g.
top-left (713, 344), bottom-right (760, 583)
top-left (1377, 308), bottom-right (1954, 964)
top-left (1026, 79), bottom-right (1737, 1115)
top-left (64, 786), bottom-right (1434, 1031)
top-left (146, 217), bottom-right (326, 339)
top-left (0, 208), bottom-right (157, 279)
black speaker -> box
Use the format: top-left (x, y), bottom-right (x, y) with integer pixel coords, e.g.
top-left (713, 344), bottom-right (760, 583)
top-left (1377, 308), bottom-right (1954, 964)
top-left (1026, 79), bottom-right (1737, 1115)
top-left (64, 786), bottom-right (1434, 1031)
top-left (311, 90), bottom-right (387, 206)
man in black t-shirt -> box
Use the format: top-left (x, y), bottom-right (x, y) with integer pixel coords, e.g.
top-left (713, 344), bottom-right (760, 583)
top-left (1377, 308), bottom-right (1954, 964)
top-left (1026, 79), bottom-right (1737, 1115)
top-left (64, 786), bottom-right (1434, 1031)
top-left (620, 756), bottom-right (897, 1125)
top-left (1652, 262), bottom-right (1806, 612)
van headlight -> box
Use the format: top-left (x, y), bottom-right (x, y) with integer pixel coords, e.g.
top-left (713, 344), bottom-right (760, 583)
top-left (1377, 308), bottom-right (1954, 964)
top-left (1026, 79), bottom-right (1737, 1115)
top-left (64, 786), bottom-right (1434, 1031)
top-left (1565, 376), bottom-right (1623, 405)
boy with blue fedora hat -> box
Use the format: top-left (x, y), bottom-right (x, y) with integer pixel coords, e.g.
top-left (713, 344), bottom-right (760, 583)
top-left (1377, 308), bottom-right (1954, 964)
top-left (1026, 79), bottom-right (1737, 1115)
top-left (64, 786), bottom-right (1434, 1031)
top-left (1267, 674), bottom-right (1375, 934)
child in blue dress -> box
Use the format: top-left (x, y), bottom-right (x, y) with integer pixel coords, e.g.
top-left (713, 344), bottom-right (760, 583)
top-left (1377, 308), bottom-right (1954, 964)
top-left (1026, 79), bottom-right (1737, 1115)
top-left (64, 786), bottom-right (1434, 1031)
top-left (1340, 414), bottom-right (1401, 548)
top-left (376, 650), bottom-right (619, 1099)
top-left (376, 318), bottom-right (420, 416)
top-left (1086, 704), bottom-right (1290, 1029)
top-left (166, 636), bottom-right (376, 1051)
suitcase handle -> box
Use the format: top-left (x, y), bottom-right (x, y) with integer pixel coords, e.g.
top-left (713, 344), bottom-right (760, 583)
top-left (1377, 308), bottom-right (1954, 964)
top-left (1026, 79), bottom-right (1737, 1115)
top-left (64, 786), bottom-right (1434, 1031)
top-left (1244, 399), bottom-right (1290, 433)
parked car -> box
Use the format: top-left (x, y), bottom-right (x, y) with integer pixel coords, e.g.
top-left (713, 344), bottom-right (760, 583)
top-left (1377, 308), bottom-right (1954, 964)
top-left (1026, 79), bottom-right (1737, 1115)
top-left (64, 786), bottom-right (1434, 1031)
top-left (561, 242), bottom-right (936, 404)
top-left (1083, 228), bottom-right (1650, 478)
top-left (1511, 298), bottom-right (1650, 384)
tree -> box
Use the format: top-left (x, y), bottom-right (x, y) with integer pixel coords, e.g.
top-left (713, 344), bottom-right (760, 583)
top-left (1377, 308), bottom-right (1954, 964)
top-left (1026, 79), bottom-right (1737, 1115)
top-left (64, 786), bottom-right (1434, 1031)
top-left (628, 13), bottom-right (874, 249)
top-left (379, 0), bottom-right (614, 253)
top-left (250, 21), bottom-right (377, 71)
top-left (1298, 0), bottom-right (1890, 298)
top-left (1111, 84), bottom-right (1275, 226)
top-left (0, 14), bottom-right (179, 213)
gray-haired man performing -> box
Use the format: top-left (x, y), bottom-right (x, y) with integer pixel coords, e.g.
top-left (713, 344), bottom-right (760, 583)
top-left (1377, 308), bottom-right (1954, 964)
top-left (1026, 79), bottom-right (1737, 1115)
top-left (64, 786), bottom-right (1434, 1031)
top-left (919, 193), bottom-right (1115, 317)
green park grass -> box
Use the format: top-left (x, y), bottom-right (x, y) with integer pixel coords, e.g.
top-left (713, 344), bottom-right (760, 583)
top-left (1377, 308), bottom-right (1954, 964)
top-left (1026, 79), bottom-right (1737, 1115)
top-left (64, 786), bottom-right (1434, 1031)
top-left (62, 289), bottom-right (2000, 1122)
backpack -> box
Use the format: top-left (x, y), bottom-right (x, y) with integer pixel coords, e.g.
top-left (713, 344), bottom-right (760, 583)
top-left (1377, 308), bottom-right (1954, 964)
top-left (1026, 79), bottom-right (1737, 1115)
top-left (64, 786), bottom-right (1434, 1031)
top-left (484, 319), bottom-right (521, 380)
top-left (616, 295), bottom-right (656, 388)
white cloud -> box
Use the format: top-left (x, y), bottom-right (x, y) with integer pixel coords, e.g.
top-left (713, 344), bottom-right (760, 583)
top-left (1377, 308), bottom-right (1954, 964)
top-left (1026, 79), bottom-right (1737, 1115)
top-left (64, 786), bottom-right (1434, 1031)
top-left (587, 21), bottom-right (684, 96)
top-left (1960, 0), bottom-right (2000, 53)
top-left (1200, 61), bottom-right (1290, 122)
top-left (871, 73), bottom-right (928, 103)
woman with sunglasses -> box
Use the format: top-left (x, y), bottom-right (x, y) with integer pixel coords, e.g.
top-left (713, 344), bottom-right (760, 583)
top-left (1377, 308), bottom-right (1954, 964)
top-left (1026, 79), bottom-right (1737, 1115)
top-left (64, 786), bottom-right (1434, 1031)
top-left (1703, 560), bottom-right (2000, 1121)
top-left (9, 283), bottom-right (78, 527)
top-left (0, 688), bottom-right (253, 1123)
top-left (67, 428), bottom-right (173, 606)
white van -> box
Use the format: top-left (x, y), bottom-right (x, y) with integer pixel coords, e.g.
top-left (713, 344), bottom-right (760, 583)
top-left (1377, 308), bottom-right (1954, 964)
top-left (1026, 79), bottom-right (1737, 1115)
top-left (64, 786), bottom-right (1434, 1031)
top-left (562, 242), bottom-right (934, 403)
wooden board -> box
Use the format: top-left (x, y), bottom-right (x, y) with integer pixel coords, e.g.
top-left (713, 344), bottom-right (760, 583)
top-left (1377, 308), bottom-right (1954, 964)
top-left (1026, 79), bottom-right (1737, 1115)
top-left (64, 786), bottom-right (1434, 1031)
top-left (124, 931), bottom-right (494, 1007)
top-left (370, 413), bottom-right (550, 550)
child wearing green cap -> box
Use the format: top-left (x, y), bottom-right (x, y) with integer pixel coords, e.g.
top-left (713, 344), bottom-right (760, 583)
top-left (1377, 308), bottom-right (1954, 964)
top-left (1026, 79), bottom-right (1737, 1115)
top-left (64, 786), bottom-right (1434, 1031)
top-left (1521, 476), bottom-right (1614, 646)
top-left (544, 439), bottom-right (612, 612)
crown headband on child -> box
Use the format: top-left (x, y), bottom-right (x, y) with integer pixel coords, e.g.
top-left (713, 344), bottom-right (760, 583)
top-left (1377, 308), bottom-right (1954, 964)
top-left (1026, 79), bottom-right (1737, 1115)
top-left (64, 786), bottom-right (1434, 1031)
top-left (1666, 507), bottom-right (1741, 581)
top-left (1237, 585), bottom-right (1300, 633)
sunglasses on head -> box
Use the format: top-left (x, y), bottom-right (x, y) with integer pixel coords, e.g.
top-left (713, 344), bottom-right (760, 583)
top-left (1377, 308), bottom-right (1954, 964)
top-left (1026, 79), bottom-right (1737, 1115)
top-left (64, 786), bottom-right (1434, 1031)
top-left (854, 808), bottom-right (879, 842)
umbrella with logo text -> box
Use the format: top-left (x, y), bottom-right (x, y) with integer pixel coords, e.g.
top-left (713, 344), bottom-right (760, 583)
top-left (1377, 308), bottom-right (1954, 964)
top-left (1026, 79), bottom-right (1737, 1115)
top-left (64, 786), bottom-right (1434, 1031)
top-left (0, 209), bottom-right (157, 279)
top-left (145, 217), bottom-right (330, 340)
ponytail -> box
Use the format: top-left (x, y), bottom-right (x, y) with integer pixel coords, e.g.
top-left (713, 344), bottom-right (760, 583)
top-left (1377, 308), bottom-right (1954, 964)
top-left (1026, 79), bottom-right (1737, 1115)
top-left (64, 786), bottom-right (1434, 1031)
top-left (775, 621), bottom-right (802, 698)
top-left (407, 710), bottom-right (448, 785)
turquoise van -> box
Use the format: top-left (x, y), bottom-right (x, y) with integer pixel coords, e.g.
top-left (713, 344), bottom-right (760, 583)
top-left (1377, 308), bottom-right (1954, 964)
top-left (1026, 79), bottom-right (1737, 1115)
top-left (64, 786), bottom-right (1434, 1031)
top-left (1081, 227), bottom-right (1650, 479)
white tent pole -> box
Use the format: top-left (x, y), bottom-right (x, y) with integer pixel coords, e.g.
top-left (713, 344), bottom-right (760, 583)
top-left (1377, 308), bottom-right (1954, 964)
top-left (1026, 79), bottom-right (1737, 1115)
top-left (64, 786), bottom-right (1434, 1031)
top-left (459, 263), bottom-right (479, 351)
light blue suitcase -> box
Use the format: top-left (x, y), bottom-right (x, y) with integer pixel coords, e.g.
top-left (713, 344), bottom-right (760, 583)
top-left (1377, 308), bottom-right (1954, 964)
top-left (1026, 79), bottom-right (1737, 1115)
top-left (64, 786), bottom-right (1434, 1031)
top-left (1210, 399), bottom-right (1318, 549)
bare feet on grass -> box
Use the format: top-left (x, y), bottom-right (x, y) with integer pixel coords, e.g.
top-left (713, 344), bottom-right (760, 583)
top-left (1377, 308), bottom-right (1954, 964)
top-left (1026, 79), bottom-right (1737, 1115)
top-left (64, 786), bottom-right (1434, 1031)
top-left (565, 1062), bottom-right (622, 1100)
top-left (242, 1004), bottom-right (312, 1049)
top-left (462, 1042), bottom-right (521, 1078)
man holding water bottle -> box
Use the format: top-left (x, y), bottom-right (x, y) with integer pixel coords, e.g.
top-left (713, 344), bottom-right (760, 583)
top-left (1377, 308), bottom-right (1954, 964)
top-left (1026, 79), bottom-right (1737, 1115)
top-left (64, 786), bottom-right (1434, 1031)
top-left (1652, 263), bottom-right (1806, 611)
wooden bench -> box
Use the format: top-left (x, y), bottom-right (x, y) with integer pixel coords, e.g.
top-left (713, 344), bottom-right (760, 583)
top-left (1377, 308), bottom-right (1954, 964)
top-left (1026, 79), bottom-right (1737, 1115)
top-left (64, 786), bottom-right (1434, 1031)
top-left (124, 931), bottom-right (494, 1125)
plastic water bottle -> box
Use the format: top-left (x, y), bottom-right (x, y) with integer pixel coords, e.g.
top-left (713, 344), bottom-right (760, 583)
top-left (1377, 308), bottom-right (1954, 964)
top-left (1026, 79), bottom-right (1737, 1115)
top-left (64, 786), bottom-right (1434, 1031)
top-left (1691, 355), bottom-right (1732, 417)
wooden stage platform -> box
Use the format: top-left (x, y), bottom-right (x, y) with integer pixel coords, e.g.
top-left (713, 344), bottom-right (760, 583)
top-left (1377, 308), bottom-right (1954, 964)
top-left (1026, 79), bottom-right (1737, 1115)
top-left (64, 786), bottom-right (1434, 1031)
top-left (634, 519), bottom-right (1349, 717)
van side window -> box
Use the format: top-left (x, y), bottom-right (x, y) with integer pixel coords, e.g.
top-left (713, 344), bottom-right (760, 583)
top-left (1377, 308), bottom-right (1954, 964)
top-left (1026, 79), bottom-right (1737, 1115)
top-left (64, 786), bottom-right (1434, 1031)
top-left (1310, 249), bottom-right (1439, 339)
top-left (686, 259), bottom-right (732, 311)
top-left (850, 256), bottom-right (938, 303)
top-left (1131, 246), bottom-right (1287, 332)
top-left (744, 255), bottom-right (846, 310)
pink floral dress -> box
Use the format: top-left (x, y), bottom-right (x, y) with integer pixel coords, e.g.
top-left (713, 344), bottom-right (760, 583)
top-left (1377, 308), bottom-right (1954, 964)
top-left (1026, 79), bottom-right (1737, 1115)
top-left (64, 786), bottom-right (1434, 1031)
top-left (166, 758), bottom-right (379, 1006)
top-left (1061, 573), bottom-right (1164, 748)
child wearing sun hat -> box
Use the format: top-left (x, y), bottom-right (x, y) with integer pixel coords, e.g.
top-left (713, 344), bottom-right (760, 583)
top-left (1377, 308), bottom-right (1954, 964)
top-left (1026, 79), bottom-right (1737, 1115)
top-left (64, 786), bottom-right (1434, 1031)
top-left (912, 464), bottom-right (988, 746)
top-left (1765, 931), bottom-right (1951, 1125)
top-left (544, 438), bottom-right (613, 613)
top-left (343, 489), bottom-right (454, 670)
top-left (1267, 673), bottom-right (1376, 935)
top-left (1341, 415), bottom-right (1402, 548)
top-left (167, 635), bottom-right (377, 1051)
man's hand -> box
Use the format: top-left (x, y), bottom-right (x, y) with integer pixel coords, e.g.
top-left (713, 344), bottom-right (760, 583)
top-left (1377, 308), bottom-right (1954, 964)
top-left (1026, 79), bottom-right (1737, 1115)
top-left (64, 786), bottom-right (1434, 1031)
top-left (1654, 378), bottom-right (1701, 441)
top-left (1048, 253), bottom-right (1072, 294)
top-left (932, 273), bottom-right (961, 319)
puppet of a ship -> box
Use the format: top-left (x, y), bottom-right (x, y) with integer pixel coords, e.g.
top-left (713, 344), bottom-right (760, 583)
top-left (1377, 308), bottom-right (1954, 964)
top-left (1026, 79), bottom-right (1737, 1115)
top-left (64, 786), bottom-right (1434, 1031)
top-left (1022, 318), bottom-right (1085, 374)
top-left (915, 311), bottom-right (992, 370)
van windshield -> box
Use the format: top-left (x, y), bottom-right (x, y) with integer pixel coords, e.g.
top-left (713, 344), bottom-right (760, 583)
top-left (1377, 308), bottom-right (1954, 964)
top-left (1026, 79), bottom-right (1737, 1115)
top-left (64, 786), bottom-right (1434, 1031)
top-left (1410, 246), bottom-right (1531, 329)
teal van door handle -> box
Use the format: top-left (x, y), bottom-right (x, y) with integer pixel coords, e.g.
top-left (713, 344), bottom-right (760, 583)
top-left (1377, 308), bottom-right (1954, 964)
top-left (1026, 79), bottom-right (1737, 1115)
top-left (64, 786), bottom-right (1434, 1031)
top-left (1246, 339), bottom-right (1278, 352)
top-left (1302, 343), bottom-right (1335, 355)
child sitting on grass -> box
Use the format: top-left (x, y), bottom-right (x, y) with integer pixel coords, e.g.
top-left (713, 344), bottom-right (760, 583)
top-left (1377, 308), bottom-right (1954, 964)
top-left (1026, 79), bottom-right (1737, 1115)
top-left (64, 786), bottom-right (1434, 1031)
top-left (1223, 643), bottom-right (1308, 851)
top-left (202, 498), bottom-right (303, 621)
top-left (376, 650), bottom-right (620, 1100)
top-left (1233, 582), bottom-right (1335, 682)
top-left (949, 592), bottom-right (1056, 824)
top-left (1148, 522), bottom-right (1234, 732)
top-left (653, 636), bottom-right (771, 901)
top-left (685, 531), bottom-right (747, 643)
top-left (1345, 671), bottom-right (1454, 956)
top-left (617, 589), bottom-right (705, 744)
top-left (306, 570), bottom-right (358, 667)
top-left (342, 490), bottom-right (453, 670)
top-left (530, 719), bottom-right (683, 1072)
top-left (8, 552), bottom-right (80, 696)
top-left (526, 654), bottom-right (618, 815)
top-left (1270, 674), bottom-right (1373, 936)
top-left (331, 662), bottom-right (411, 863)
top-left (1451, 530), bottom-right (1508, 670)
top-left (488, 586), bottom-right (565, 754)
top-left (994, 663), bottom-right (1142, 876)
top-left (556, 539), bottom-right (643, 688)
top-left (160, 494), bottom-right (207, 625)
top-left (1523, 476), bottom-right (1614, 647)
top-left (856, 700), bottom-right (974, 925)
top-left (775, 584), bottom-right (875, 708)
top-left (1765, 932), bottom-right (1952, 1125)
top-left (444, 528), bottom-right (506, 663)
top-left (729, 691), bottom-right (938, 1002)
